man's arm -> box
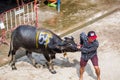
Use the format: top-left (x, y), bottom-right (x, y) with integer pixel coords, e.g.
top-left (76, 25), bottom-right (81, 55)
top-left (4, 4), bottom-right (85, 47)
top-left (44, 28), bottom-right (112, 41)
top-left (80, 32), bottom-right (88, 45)
top-left (80, 41), bottom-right (99, 53)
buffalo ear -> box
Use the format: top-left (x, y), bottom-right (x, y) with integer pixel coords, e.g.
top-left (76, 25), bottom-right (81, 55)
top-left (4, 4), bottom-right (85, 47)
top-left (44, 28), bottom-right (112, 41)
top-left (71, 36), bottom-right (74, 40)
top-left (64, 37), bottom-right (68, 40)
top-left (64, 36), bottom-right (74, 40)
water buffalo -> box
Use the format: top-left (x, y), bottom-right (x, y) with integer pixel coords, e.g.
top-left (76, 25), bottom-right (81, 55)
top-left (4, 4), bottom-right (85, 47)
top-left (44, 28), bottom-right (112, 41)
top-left (8, 25), bottom-right (78, 74)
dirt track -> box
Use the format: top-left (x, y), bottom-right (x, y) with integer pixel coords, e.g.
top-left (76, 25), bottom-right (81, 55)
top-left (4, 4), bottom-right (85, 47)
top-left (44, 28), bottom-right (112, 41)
top-left (0, 10), bottom-right (120, 80)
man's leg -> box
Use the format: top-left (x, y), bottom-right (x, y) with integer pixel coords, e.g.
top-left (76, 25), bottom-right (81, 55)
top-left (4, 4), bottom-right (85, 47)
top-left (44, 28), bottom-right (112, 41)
top-left (80, 58), bottom-right (88, 80)
top-left (1, 29), bottom-right (9, 45)
top-left (80, 67), bottom-right (85, 80)
top-left (91, 55), bottom-right (101, 80)
top-left (94, 66), bottom-right (101, 80)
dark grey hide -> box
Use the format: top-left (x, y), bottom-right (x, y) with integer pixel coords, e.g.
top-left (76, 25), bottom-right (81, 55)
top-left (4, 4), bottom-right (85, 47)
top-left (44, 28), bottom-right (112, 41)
top-left (8, 25), bottom-right (78, 74)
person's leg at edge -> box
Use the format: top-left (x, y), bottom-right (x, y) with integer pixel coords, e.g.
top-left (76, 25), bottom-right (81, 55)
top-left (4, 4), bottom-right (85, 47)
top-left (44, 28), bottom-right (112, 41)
top-left (80, 58), bottom-right (88, 80)
top-left (91, 55), bottom-right (101, 80)
top-left (94, 66), bottom-right (101, 80)
top-left (80, 67), bottom-right (85, 80)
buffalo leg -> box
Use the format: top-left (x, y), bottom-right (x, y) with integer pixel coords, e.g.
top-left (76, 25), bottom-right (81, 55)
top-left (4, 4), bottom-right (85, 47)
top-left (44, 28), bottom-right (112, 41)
top-left (43, 53), bottom-right (56, 74)
top-left (10, 49), bottom-right (17, 70)
top-left (50, 54), bottom-right (56, 73)
top-left (26, 51), bottom-right (40, 68)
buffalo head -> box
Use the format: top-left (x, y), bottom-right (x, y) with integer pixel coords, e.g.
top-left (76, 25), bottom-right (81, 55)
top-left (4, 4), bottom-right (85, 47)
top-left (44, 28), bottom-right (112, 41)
top-left (60, 36), bottom-right (78, 52)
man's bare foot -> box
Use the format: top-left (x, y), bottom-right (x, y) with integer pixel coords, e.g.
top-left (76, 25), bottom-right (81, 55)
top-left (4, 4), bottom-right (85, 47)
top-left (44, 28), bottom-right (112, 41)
top-left (97, 77), bottom-right (101, 80)
top-left (79, 77), bottom-right (83, 80)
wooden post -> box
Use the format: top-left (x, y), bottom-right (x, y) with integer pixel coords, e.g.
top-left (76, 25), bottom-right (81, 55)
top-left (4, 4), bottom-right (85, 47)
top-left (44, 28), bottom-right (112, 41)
top-left (34, 0), bottom-right (38, 27)
top-left (0, 17), bottom-right (6, 41)
top-left (0, 20), bottom-right (9, 45)
top-left (57, 0), bottom-right (60, 12)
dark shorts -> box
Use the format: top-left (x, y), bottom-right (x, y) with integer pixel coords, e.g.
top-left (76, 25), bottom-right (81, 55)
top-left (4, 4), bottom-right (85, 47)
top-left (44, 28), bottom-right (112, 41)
top-left (80, 55), bottom-right (98, 67)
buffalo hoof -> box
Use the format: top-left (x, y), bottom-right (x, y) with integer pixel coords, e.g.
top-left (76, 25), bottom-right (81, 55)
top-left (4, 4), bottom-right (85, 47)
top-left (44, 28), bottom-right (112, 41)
top-left (50, 69), bottom-right (56, 74)
top-left (34, 63), bottom-right (41, 68)
top-left (42, 64), bottom-right (46, 68)
top-left (12, 67), bottom-right (17, 70)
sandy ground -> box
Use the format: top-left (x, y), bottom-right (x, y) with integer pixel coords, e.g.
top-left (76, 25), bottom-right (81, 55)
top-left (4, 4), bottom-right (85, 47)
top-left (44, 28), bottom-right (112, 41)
top-left (0, 10), bottom-right (120, 80)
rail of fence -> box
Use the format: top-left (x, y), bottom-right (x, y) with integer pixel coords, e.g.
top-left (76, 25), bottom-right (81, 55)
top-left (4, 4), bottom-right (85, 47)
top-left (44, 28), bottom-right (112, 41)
top-left (1, 1), bottom-right (36, 31)
top-left (0, 1), bottom-right (37, 44)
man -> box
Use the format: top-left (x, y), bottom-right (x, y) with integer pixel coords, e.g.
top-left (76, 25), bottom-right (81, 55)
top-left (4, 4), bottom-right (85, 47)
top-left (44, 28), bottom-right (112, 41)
top-left (44, 0), bottom-right (57, 7)
top-left (47, 0), bottom-right (57, 4)
top-left (16, 0), bottom-right (24, 6)
top-left (0, 21), bottom-right (9, 45)
top-left (77, 31), bottom-right (101, 80)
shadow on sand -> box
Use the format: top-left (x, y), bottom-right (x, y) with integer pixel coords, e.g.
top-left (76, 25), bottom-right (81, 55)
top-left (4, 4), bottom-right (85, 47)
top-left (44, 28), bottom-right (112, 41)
top-left (85, 63), bottom-right (97, 79)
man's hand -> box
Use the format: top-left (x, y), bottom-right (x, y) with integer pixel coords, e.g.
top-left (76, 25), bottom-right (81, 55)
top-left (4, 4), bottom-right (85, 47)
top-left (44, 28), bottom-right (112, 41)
top-left (77, 44), bottom-right (83, 51)
top-left (77, 44), bottom-right (81, 49)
